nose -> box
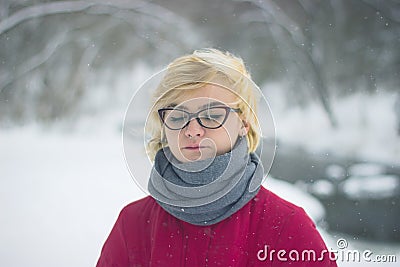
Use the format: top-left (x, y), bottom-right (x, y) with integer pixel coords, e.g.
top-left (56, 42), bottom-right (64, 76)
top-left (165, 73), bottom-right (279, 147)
top-left (184, 118), bottom-right (205, 139)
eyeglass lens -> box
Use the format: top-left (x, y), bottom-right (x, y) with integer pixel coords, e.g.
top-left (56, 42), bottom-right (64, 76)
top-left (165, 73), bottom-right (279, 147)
top-left (162, 107), bottom-right (229, 129)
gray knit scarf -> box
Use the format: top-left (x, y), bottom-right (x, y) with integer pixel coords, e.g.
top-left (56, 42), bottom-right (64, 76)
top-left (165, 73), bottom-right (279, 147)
top-left (148, 137), bottom-right (264, 225)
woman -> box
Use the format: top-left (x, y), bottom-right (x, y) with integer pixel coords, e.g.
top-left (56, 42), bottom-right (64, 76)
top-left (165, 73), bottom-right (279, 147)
top-left (97, 49), bottom-right (337, 266)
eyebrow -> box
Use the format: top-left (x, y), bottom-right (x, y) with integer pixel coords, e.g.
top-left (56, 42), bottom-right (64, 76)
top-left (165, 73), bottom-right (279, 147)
top-left (173, 101), bottom-right (227, 110)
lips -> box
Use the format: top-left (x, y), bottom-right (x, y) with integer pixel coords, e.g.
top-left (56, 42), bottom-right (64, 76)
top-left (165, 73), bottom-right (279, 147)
top-left (183, 145), bottom-right (202, 150)
top-left (182, 144), bottom-right (208, 150)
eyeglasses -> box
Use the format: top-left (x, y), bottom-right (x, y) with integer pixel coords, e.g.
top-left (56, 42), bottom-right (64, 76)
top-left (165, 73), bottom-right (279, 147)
top-left (158, 106), bottom-right (241, 130)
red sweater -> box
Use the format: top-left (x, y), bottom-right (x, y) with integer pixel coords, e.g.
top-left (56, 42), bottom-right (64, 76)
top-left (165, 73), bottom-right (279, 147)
top-left (97, 186), bottom-right (337, 266)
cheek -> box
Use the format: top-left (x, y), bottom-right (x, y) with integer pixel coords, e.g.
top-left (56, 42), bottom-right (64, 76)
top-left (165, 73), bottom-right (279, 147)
top-left (165, 129), bottom-right (184, 144)
top-left (165, 130), bottom-right (175, 143)
top-left (213, 124), bottom-right (240, 147)
top-left (221, 119), bottom-right (241, 139)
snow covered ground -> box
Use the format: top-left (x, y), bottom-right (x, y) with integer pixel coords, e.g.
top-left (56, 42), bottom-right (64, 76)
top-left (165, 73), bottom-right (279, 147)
top-left (1, 124), bottom-right (399, 267)
top-left (1, 87), bottom-right (399, 266)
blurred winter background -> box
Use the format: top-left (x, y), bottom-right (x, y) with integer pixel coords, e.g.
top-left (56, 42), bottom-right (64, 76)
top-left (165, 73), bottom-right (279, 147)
top-left (1, 0), bottom-right (399, 266)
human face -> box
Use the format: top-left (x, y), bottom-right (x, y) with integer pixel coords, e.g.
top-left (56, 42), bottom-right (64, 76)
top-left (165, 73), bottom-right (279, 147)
top-left (163, 84), bottom-right (248, 162)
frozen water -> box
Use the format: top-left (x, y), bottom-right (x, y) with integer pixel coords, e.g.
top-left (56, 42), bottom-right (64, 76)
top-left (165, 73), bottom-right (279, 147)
top-left (341, 174), bottom-right (399, 199)
top-left (326, 164), bottom-right (347, 181)
top-left (348, 163), bottom-right (386, 177)
top-left (308, 179), bottom-right (336, 198)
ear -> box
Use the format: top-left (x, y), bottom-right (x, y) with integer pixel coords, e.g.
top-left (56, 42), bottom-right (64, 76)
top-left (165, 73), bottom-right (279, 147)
top-left (240, 120), bottom-right (250, 136)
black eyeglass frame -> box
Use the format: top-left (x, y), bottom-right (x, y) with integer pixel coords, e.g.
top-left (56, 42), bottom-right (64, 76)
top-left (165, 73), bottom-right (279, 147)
top-left (158, 106), bottom-right (241, 130)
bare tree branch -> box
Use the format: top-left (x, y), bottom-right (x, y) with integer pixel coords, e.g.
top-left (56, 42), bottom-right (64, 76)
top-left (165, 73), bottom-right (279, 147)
top-left (0, 0), bottom-right (193, 35)
top-left (361, 0), bottom-right (400, 24)
top-left (240, 0), bottom-right (338, 126)
top-left (0, 0), bottom-right (197, 94)
top-left (0, 1), bottom-right (94, 35)
top-left (0, 31), bottom-right (69, 91)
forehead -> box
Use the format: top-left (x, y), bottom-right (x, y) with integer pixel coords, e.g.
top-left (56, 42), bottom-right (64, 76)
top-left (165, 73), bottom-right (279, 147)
top-left (172, 84), bottom-right (238, 110)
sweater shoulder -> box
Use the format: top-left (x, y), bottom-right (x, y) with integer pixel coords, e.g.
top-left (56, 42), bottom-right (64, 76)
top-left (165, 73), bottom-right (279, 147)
top-left (250, 186), bottom-right (318, 246)
top-left (252, 186), bottom-right (314, 230)
top-left (256, 186), bottom-right (306, 216)
top-left (119, 196), bottom-right (158, 221)
top-left (123, 195), bottom-right (156, 210)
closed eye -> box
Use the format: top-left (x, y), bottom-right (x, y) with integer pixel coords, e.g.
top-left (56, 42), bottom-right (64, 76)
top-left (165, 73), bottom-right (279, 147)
top-left (169, 116), bottom-right (186, 122)
top-left (202, 115), bottom-right (223, 120)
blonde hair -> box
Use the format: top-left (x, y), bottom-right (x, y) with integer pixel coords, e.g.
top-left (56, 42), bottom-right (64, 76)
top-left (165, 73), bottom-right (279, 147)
top-left (145, 48), bottom-right (261, 161)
